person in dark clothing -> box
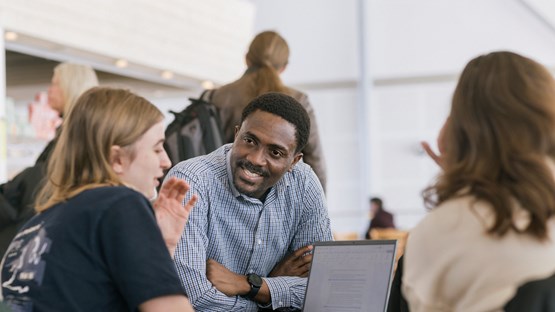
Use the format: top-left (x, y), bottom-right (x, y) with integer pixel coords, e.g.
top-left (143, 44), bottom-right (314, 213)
top-left (1, 87), bottom-right (197, 311)
top-left (365, 197), bottom-right (395, 239)
top-left (0, 62), bottom-right (98, 257)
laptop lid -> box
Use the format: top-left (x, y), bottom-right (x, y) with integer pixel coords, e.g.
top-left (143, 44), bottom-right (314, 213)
top-left (302, 240), bottom-right (397, 312)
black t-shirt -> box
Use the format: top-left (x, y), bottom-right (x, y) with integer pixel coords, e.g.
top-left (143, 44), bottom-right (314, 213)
top-left (1, 186), bottom-right (184, 311)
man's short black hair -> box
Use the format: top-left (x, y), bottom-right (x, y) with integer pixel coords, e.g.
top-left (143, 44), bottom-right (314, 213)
top-left (241, 92), bottom-right (310, 153)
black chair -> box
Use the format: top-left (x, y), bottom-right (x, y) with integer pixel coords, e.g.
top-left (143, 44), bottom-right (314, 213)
top-left (387, 255), bottom-right (409, 312)
top-left (504, 272), bottom-right (555, 312)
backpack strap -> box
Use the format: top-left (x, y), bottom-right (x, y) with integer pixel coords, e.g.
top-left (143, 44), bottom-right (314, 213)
top-left (199, 89), bottom-right (216, 102)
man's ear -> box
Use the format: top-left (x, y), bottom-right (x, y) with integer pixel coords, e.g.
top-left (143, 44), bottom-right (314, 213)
top-left (288, 153), bottom-right (303, 172)
top-left (234, 125), bottom-right (241, 141)
top-left (109, 145), bottom-right (126, 174)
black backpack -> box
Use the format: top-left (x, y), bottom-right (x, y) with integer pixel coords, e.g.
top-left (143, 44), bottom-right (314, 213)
top-left (164, 89), bottom-right (224, 166)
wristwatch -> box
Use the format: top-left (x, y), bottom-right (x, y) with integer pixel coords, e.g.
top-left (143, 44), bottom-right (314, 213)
top-left (244, 273), bottom-right (263, 299)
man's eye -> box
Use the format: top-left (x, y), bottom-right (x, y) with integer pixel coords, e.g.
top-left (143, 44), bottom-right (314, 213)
top-left (271, 150), bottom-right (283, 157)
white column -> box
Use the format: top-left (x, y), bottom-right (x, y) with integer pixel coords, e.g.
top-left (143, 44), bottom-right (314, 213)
top-left (357, 0), bottom-right (371, 228)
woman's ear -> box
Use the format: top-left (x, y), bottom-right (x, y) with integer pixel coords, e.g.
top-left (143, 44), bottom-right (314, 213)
top-left (110, 145), bottom-right (125, 174)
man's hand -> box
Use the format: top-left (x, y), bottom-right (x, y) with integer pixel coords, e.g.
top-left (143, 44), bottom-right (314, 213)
top-left (269, 245), bottom-right (313, 278)
top-left (153, 177), bottom-right (198, 257)
top-left (206, 259), bottom-right (250, 296)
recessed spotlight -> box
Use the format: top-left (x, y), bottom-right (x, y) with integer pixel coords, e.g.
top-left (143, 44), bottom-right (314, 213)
top-left (4, 31), bottom-right (18, 41)
top-left (161, 70), bottom-right (174, 80)
top-left (201, 80), bottom-right (215, 89)
top-left (115, 59), bottom-right (128, 68)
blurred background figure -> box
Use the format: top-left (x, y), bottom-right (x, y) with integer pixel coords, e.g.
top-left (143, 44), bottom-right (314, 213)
top-left (0, 62), bottom-right (98, 258)
top-left (365, 197), bottom-right (396, 239)
top-left (210, 30), bottom-right (327, 190)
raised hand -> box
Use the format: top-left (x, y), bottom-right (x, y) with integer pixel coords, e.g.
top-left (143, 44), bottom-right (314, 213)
top-left (153, 177), bottom-right (197, 257)
top-left (421, 141), bottom-right (443, 168)
top-left (421, 117), bottom-right (449, 169)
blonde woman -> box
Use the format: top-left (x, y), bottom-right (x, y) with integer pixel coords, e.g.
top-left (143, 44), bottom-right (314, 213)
top-left (403, 51), bottom-right (555, 311)
top-left (210, 30), bottom-right (327, 190)
top-left (1, 87), bottom-right (196, 311)
top-left (0, 63), bottom-right (99, 257)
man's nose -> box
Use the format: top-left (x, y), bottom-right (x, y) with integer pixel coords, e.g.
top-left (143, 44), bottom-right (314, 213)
top-left (246, 147), bottom-right (267, 166)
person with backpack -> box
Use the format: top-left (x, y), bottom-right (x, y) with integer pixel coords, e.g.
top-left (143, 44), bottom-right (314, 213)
top-left (210, 30), bottom-right (327, 190)
top-left (0, 62), bottom-right (98, 258)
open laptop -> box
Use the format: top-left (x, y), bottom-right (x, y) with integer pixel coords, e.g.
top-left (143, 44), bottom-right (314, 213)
top-left (302, 240), bottom-right (397, 312)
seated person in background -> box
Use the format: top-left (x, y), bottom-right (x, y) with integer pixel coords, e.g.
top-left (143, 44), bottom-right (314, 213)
top-left (365, 197), bottom-right (396, 239)
top-left (1, 87), bottom-right (196, 311)
top-left (403, 51), bottom-right (555, 311)
top-left (166, 92), bottom-right (333, 311)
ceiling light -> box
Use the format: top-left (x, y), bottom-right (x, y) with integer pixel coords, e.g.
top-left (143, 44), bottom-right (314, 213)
top-left (201, 80), bottom-right (215, 89)
top-left (161, 70), bottom-right (174, 80)
top-left (4, 31), bottom-right (18, 41)
top-left (115, 59), bottom-right (128, 68)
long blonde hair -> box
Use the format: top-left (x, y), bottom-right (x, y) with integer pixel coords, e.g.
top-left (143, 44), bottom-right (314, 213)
top-left (244, 30), bottom-right (289, 98)
top-left (424, 51), bottom-right (555, 240)
top-left (53, 62), bottom-right (99, 116)
top-left (35, 87), bottom-right (163, 212)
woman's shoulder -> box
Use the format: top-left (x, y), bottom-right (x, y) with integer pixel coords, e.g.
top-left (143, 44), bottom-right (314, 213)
top-left (285, 86), bottom-right (308, 102)
top-left (68, 186), bottom-right (148, 212)
top-left (78, 185), bottom-right (143, 200)
top-left (411, 196), bottom-right (487, 238)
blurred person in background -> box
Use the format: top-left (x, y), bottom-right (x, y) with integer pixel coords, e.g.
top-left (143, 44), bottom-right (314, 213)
top-left (210, 30), bottom-right (327, 190)
top-left (0, 62), bottom-right (99, 257)
top-left (365, 197), bottom-right (396, 239)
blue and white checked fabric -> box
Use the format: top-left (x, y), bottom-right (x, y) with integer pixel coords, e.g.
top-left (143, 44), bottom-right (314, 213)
top-left (167, 144), bottom-right (333, 312)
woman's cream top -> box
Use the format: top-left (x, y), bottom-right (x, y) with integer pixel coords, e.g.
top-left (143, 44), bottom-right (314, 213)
top-left (403, 195), bottom-right (555, 312)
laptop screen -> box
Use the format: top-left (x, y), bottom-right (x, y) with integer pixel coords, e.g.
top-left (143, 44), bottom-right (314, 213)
top-left (302, 240), bottom-right (397, 312)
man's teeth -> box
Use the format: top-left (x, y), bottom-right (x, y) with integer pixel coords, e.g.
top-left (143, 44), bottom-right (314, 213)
top-left (244, 168), bottom-right (261, 177)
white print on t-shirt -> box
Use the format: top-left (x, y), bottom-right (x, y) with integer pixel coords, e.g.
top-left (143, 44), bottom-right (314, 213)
top-left (2, 224), bottom-right (51, 295)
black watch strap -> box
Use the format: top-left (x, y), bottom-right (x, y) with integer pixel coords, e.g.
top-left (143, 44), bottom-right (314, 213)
top-left (244, 273), bottom-right (262, 299)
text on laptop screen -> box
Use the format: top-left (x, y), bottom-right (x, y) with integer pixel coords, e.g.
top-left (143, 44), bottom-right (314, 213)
top-left (302, 241), bottom-right (396, 312)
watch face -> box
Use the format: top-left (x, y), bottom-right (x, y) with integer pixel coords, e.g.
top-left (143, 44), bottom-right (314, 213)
top-left (248, 273), bottom-right (263, 287)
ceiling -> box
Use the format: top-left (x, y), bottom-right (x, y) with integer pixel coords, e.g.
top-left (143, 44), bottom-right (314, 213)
top-left (5, 50), bottom-right (190, 103)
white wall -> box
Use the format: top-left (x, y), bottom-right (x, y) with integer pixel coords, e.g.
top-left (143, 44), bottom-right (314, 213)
top-left (253, 0), bottom-right (555, 235)
top-left (0, 0), bottom-right (255, 84)
top-left (369, 0), bottom-right (555, 230)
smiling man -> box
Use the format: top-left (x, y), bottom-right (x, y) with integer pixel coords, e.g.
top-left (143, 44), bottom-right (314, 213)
top-left (165, 92), bottom-right (333, 311)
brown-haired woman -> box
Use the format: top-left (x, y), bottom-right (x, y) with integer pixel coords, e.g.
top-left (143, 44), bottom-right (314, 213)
top-left (403, 51), bottom-right (555, 311)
